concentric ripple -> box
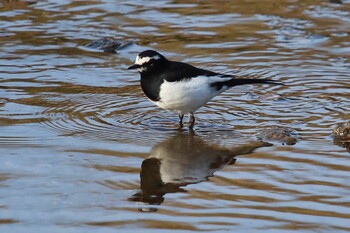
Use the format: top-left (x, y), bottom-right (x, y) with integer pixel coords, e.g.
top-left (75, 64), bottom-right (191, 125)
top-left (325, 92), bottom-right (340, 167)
top-left (6, 82), bottom-right (179, 145)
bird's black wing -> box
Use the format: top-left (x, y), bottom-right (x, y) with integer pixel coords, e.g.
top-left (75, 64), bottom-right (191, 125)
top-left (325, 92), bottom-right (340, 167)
top-left (161, 61), bottom-right (228, 82)
top-left (162, 61), bottom-right (283, 89)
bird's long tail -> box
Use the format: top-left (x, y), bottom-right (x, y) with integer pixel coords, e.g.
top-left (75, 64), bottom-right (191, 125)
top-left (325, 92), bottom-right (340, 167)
top-left (210, 78), bottom-right (283, 90)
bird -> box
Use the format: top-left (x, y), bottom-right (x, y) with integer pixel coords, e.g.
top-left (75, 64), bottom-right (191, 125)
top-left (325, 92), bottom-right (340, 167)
top-left (128, 50), bottom-right (282, 128)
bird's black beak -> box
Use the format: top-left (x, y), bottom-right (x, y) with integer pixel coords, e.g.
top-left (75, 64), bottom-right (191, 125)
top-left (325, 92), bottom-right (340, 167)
top-left (128, 64), bottom-right (141, 70)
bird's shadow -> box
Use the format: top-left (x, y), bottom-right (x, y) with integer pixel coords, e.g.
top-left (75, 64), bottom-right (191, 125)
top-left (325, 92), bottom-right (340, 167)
top-left (128, 131), bottom-right (272, 212)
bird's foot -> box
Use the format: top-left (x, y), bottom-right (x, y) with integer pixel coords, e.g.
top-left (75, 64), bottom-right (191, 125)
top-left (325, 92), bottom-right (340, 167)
top-left (189, 113), bottom-right (195, 129)
top-left (177, 114), bottom-right (184, 130)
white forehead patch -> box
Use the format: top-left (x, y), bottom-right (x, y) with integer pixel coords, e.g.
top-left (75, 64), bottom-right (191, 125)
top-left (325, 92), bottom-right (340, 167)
top-left (134, 55), bottom-right (160, 66)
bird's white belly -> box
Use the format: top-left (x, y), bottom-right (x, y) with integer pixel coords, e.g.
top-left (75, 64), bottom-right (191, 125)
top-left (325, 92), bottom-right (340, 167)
top-left (155, 77), bottom-right (216, 114)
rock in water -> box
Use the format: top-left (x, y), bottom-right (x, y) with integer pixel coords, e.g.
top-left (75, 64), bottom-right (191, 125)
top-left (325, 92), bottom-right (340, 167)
top-left (257, 126), bottom-right (299, 145)
top-left (84, 38), bottom-right (134, 53)
top-left (333, 121), bottom-right (350, 152)
top-left (333, 121), bottom-right (350, 139)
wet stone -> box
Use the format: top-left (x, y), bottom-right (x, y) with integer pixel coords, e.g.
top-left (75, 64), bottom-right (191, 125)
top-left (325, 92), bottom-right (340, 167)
top-left (333, 121), bottom-right (350, 139)
top-left (333, 121), bottom-right (350, 152)
top-left (257, 126), bottom-right (299, 145)
top-left (84, 38), bottom-right (134, 53)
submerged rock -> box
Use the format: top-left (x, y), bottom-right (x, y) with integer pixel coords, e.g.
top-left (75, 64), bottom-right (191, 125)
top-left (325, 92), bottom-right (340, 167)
top-left (84, 38), bottom-right (134, 53)
top-left (246, 92), bottom-right (286, 101)
top-left (334, 140), bottom-right (350, 152)
top-left (257, 126), bottom-right (299, 145)
top-left (333, 121), bottom-right (350, 152)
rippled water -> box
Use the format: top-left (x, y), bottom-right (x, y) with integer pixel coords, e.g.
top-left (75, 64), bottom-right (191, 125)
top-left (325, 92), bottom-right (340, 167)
top-left (1, 0), bottom-right (350, 232)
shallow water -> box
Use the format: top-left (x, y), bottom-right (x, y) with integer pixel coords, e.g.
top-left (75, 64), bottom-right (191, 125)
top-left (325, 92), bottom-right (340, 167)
top-left (0, 0), bottom-right (350, 232)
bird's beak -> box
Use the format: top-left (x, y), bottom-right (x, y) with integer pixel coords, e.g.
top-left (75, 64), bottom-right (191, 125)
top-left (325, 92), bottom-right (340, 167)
top-left (128, 64), bottom-right (141, 70)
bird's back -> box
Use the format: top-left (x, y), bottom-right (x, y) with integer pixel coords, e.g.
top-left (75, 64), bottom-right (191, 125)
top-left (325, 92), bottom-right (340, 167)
top-left (160, 61), bottom-right (225, 82)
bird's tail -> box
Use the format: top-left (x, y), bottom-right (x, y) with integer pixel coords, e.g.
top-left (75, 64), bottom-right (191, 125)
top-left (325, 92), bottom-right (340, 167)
top-left (211, 78), bottom-right (283, 90)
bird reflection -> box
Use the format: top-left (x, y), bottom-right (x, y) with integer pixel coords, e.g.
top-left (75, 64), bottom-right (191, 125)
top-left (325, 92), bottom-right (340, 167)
top-left (128, 131), bottom-right (271, 212)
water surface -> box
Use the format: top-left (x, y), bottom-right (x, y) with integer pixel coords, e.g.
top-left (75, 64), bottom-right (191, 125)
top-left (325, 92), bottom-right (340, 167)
top-left (0, 0), bottom-right (350, 232)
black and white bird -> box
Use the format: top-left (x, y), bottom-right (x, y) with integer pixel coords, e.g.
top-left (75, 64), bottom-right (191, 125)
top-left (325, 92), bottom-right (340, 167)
top-left (128, 50), bottom-right (281, 128)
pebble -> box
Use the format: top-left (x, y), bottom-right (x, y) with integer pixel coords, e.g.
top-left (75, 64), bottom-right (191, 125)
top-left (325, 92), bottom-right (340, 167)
top-left (257, 126), bottom-right (299, 145)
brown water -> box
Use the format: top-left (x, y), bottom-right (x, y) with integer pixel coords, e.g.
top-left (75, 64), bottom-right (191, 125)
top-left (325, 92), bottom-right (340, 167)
top-left (1, 0), bottom-right (350, 232)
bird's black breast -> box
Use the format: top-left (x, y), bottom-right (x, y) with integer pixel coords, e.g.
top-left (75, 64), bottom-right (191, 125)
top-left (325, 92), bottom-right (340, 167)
top-left (140, 74), bottom-right (163, 101)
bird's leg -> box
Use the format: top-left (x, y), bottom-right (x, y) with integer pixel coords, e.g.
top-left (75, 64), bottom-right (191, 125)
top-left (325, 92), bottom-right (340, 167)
top-left (189, 113), bottom-right (195, 129)
top-left (178, 114), bottom-right (184, 128)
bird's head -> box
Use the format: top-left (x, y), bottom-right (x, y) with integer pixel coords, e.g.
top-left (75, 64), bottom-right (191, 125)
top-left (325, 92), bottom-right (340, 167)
top-left (128, 50), bottom-right (167, 73)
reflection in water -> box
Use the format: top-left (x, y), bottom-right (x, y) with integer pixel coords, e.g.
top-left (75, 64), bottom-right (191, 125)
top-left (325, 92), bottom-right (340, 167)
top-left (129, 132), bottom-right (271, 211)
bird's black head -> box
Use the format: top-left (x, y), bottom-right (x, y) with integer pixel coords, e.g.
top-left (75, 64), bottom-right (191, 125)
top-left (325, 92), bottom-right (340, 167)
top-left (128, 50), bottom-right (167, 73)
